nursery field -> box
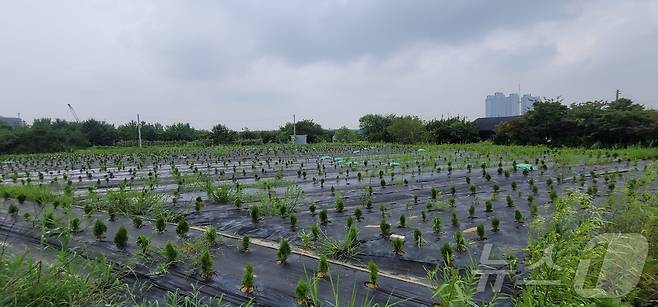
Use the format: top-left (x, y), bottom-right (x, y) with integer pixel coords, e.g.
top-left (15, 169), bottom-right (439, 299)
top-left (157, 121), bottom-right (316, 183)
top-left (0, 143), bottom-right (657, 306)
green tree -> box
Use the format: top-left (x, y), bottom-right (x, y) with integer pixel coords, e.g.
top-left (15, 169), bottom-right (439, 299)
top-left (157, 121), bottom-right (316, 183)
top-left (211, 123), bottom-right (237, 145)
top-left (359, 114), bottom-right (394, 142)
top-left (387, 115), bottom-right (427, 144)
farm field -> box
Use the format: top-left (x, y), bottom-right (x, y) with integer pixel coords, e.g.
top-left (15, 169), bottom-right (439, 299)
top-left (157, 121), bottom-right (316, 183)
top-left (1, 143), bottom-right (657, 306)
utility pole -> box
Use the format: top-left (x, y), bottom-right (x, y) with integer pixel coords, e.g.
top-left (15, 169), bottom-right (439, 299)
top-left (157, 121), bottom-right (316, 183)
top-left (292, 114), bottom-right (296, 143)
top-left (615, 89), bottom-right (621, 101)
top-left (137, 114), bottom-right (142, 148)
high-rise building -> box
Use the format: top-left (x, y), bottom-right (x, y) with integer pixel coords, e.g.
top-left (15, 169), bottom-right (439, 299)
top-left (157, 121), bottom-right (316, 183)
top-left (521, 94), bottom-right (540, 114)
top-left (485, 92), bottom-right (539, 117)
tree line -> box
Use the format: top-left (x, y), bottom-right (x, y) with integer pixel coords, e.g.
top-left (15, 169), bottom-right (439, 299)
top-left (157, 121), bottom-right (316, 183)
top-left (1, 98), bottom-right (655, 154)
top-left (493, 98), bottom-right (658, 147)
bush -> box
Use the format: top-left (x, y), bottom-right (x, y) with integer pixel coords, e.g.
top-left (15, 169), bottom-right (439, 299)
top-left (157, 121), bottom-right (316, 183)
top-left (250, 206), bottom-right (260, 223)
top-left (242, 235), bottom-right (250, 252)
top-left (241, 264), bottom-right (254, 292)
top-left (176, 219), bottom-right (189, 238)
top-left (468, 205), bottom-right (475, 218)
top-left (113, 226), bottom-right (128, 249)
top-left (454, 231), bottom-right (466, 251)
top-left (413, 229), bottom-right (423, 247)
top-left (391, 237), bottom-right (404, 255)
top-left (398, 214), bottom-right (406, 228)
top-left (311, 224), bottom-right (320, 240)
top-left (17, 194), bottom-right (26, 204)
top-left (155, 217), bottom-right (166, 232)
top-left (515, 209), bottom-right (523, 223)
top-left (354, 208), bottom-right (362, 222)
top-left (132, 216), bottom-right (143, 228)
top-left (451, 212), bottom-right (459, 227)
top-left (200, 250), bottom-right (213, 278)
top-left (380, 219), bottom-right (391, 236)
top-left (277, 238), bottom-right (291, 264)
top-left (441, 243), bottom-right (453, 264)
top-left (136, 235), bottom-right (150, 254)
top-left (295, 279), bottom-right (310, 304)
top-left (317, 255), bottom-right (329, 276)
top-left (8, 204), bottom-right (18, 217)
top-left (319, 208), bottom-right (328, 225)
top-left (476, 224), bottom-right (485, 240)
top-left (368, 260), bottom-right (378, 286)
top-left (164, 242), bottom-right (178, 263)
top-left (93, 219), bottom-right (106, 240)
top-left (69, 217), bottom-right (80, 232)
top-left (289, 213), bottom-right (297, 230)
top-left (492, 217), bottom-right (500, 232)
top-left (206, 226), bottom-right (218, 245)
top-left (432, 217), bottom-right (441, 234)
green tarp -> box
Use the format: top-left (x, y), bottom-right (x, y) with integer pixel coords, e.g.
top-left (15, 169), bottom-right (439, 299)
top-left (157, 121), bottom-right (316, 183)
top-left (516, 163), bottom-right (534, 171)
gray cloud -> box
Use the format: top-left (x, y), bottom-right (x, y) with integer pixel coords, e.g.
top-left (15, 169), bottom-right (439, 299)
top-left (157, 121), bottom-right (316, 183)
top-left (0, 0), bottom-right (656, 130)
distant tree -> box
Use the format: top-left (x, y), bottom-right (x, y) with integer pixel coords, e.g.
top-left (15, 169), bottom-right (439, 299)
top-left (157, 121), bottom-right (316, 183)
top-left (426, 117), bottom-right (478, 144)
top-left (359, 114), bottom-right (394, 142)
top-left (333, 126), bottom-right (359, 142)
top-left (81, 119), bottom-right (117, 146)
top-left (387, 116), bottom-right (427, 144)
top-left (211, 123), bottom-right (237, 145)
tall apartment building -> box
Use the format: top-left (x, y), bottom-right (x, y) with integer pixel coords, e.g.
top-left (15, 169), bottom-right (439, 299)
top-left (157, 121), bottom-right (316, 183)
top-left (485, 92), bottom-right (539, 117)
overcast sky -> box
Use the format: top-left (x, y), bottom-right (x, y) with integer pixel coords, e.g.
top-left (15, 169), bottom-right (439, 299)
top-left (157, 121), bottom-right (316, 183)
top-left (1, 0), bottom-right (657, 130)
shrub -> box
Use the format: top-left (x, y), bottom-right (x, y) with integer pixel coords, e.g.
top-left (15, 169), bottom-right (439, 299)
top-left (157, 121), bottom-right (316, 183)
top-left (155, 217), bottom-right (166, 232)
top-left (17, 194), bottom-right (26, 204)
top-left (107, 206), bottom-right (116, 222)
top-left (137, 235), bottom-right (150, 254)
top-left (309, 203), bottom-right (316, 214)
top-left (277, 238), bottom-right (291, 264)
top-left (440, 243), bottom-right (453, 264)
top-left (295, 279), bottom-right (310, 304)
top-left (485, 200), bottom-right (493, 212)
top-left (431, 187), bottom-right (438, 200)
top-left (311, 224), bottom-right (320, 240)
top-left (242, 235), bottom-right (250, 252)
top-left (164, 242), bottom-right (178, 263)
top-left (241, 264), bottom-right (254, 292)
top-left (93, 219), bottom-right (107, 240)
top-left (476, 224), bottom-right (485, 240)
top-left (432, 217), bottom-right (441, 234)
top-left (451, 212), bottom-right (459, 227)
top-left (346, 216), bottom-right (353, 229)
top-left (176, 219), bottom-right (189, 238)
top-left (380, 178), bottom-right (386, 188)
top-left (8, 204), bottom-right (18, 217)
top-left (454, 231), bottom-right (466, 251)
top-left (354, 208), bottom-right (362, 222)
top-left (506, 195), bottom-right (514, 207)
top-left (114, 226), bottom-right (128, 249)
top-left (200, 250), bottom-right (213, 278)
top-left (250, 206), bottom-right (260, 223)
top-left (421, 210), bottom-right (427, 222)
top-left (391, 237), bottom-right (404, 255)
top-left (398, 214), bottom-right (406, 228)
top-left (132, 216), bottom-right (143, 228)
top-left (334, 196), bottom-right (344, 213)
top-left (368, 260), bottom-right (378, 286)
top-left (206, 226), bottom-right (218, 244)
top-left (319, 208), bottom-right (328, 225)
top-left (413, 229), bottom-right (423, 247)
top-left (492, 217), bottom-right (500, 232)
top-left (380, 219), bottom-right (391, 236)
top-left (530, 202), bottom-right (538, 217)
top-left (69, 217), bottom-right (80, 232)
top-left (290, 213), bottom-right (297, 230)
top-left (317, 255), bottom-right (329, 276)
top-left (468, 205), bottom-right (475, 218)
top-left (515, 209), bottom-right (523, 223)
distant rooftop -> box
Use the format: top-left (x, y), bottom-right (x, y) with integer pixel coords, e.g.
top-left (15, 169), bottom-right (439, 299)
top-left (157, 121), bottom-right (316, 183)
top-left (474, 116), bottom-right (520, 132)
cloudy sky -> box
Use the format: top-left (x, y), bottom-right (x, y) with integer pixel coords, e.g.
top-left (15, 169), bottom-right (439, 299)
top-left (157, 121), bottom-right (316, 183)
top-left (1, 0), bottom-right (657, 130)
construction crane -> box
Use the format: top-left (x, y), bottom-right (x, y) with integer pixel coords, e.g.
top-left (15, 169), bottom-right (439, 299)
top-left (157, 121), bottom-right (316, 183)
top-left (67, 104), bottom-right (80, 122)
